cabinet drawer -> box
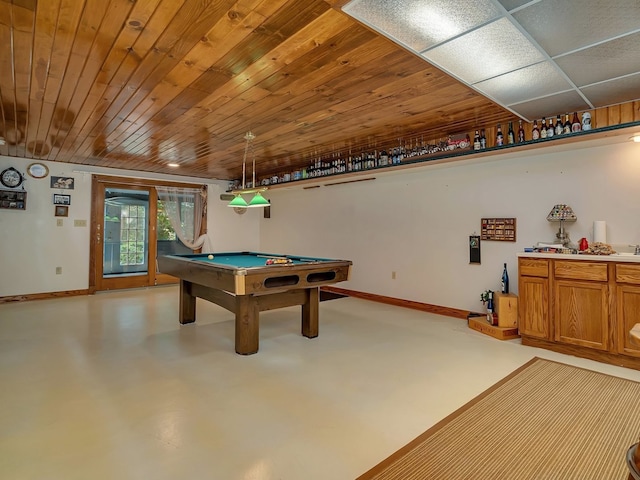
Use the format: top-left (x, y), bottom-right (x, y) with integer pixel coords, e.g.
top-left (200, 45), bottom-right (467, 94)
top-left (554, 261), bottom-right (608, 281)
top-left (616, 264), bottom-right (640, 284)
top-left (519, 258), bottom-right (549, 277)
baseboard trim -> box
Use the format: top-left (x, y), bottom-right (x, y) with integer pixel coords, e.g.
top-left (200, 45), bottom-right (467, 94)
top-left (2, 286), bottom-right (470, 321)
top-left (0, 289), bottom-right (90, 304)
top-left (321, 286), bottom-right (471, 319)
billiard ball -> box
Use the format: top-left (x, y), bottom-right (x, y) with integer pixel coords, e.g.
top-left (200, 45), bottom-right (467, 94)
top-left (208, 254), bottom-right (214, 259)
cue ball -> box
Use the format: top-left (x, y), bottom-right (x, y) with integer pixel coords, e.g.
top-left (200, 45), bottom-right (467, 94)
top-left (208, 254), bottom-right (214, 259)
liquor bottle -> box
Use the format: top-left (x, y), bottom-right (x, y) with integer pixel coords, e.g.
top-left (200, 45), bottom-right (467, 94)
top-left (546, 117), bottom-right (554, 138)
top-left (486, 291), bottom-right (495, 325)
top-left (531, 120), bottom-right (540, 140)
top-left (473, 130), bottom-right (481, 150)
top-left (496, 124), bottom-right (504, 146)
top-left (480, 129), bottom-right (487, 149)
top-left (571, 112), bottom-right (581, 132)
top-left (517, 119), bottom-right (525, 143)
top-left (379, 149), bottom-right (388, 166)
top-left (563, 114), bottom-right (571, 134)
top-left (507, 122), bottom-right (515, 144)
top-left (540, 118), bottom-right (547, 138)
top-left (501, 263), bottom-right (509, 294)
top-left (555, 114), bottom-right (563, 136)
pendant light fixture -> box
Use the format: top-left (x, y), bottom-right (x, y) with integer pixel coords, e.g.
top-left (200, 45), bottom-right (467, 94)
top-left (228, 131), bottom-right (269, 209)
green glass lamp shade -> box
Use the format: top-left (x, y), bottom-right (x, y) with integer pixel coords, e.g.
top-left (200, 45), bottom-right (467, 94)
top-left (228, 194), bottom-right (248, 208)
top-left (247, 192), bottom-right (269, 208)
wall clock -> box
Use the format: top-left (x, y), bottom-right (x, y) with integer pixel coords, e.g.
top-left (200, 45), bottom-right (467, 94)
top-left (1, 167), bottom-right (25, 189)
top-left (27, 162), bottom-right (49, 179)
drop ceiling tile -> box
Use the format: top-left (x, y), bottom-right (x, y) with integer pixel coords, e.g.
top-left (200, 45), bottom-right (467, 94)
top-left (424, 18), bottom-right (545, 85)
top-left (509, 90), bottom-right (590, 121)
top-left (555, 31), bottom-right (640, 87)
top-left (496, 0), bottom-right (531, 12)
top-left (474, 61), bottom-right (572, 106)
top-left (343, 0), bottom-right (502, 52)
top-left (580, 73), bottom-right (640, 108)
top-left (513, 0), bottom-right (640, 57)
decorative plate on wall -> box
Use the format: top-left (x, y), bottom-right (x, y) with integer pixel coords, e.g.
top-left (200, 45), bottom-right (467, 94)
top-left (27, 162), bottom-right (49, 179)
top-left (1, 167), bottom-right (24, 189)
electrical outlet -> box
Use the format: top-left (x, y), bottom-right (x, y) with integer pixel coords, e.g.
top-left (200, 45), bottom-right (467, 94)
top-left (391, 271), bottom-right (396, 280)
top-left (55, 267), bottom-right (62, 275)
top-left (74, 219), bottom-right (87, 227)
top-left (56, 218), bottom-right (63, 227)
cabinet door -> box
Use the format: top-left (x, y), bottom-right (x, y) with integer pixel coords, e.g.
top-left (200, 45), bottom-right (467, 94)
top-left (555, 280), bottom-right (608, 350)
top-left (519, 276), bottom-right (549, 339)
top-left (617, 285), bottom-right (640, 357)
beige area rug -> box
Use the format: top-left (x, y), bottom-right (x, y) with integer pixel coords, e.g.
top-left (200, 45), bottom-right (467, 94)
top-left (357, 358), bottom-right (640, 480)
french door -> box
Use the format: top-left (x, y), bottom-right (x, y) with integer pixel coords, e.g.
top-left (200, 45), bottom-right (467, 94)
top-left (89, 175), bottom-right (205, 292)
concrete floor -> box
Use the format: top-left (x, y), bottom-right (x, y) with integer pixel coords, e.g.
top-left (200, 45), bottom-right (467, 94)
top-left (2, 285), bottom-right (639, 480)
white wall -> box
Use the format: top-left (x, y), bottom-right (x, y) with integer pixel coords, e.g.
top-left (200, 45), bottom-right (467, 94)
top-left (0, 157), bottom-right (260, 296)
top-left (3, 138), bottom-right (640, 309)
top-left (260, 139), bottom-right (640, 313)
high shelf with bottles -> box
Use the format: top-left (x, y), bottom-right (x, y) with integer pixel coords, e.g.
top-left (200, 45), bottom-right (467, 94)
top-left (228, 103), bottom-right (640, 191)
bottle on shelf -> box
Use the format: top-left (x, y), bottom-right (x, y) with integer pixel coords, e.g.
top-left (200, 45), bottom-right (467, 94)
top-left (507, 122), bottom-right (515, 144)
top-left (546, 117), bottom-right (554, 138)
top-left (379, 149), bottom-right (388, 166)
top-left (540, 118), bottom-right (547, 138)
top-left (480, 129), bottom-right (487, 149)
top-left (473, 130), bottom-right (481, 150)
top-left (563, 114), bottom-right (571, 134)
top-left (486, 291), bottom-right (495, 325)
top-left (555, 114), bottom-right (563, 136)
top-left (517, 119), bottom-right (525, 143)
top-left (496, 124), bottom-right (504, 146)
top-left (532, 120), bottom-right (540, 140)
top-left (501, 263), bottom-right (509, 294)
top-left (571, 112), bottom-right (581, 132)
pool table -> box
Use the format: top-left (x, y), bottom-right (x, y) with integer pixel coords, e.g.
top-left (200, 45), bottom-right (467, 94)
top-left (157, 251), bottom-right (352, 355)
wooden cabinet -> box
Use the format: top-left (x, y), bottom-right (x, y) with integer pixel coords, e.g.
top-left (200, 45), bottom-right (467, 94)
top-left (554, 280), bottom-right (608, 350)
top-left (518, 258), bottom-right (550, 339)
top-left (553, 261), bottom-right (609, 350)
top-left (616, 264), bottom-right (640, 358)
top-left (518, 255), bottom-right (640, 370)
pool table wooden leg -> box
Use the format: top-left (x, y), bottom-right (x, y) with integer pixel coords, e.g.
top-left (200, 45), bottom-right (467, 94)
top-left (302, 287), bottom-right (319, 338)
top-left (179, 280), bottom-right (196, 324)
top-left (235, 295), bottom-right (260, 355)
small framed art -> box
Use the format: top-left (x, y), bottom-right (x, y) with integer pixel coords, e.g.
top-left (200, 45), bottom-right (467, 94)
top-left (55, 205), bottom-right (69, 217)
top-left (53, 194), bottom-right (71, 205)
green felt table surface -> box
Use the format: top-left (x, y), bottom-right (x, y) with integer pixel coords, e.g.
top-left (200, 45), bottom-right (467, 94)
top-left (172, 251), bottom-right (334, 269)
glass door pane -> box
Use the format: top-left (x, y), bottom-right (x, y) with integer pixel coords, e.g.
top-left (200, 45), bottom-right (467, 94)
top-left (103, 188), bottom-right (150, 277)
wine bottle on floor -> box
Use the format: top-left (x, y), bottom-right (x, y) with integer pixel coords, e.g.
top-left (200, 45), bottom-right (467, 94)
top-left (501, 263), bottom-right (509, 294)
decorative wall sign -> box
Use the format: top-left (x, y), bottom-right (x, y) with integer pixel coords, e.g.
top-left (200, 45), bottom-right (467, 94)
top-left (55, 205), bottom-right (69, 217)
top-left (53, 194), bottom-right (71, 205)
top-left (50, 176), bottom-right (75, 189)
top-left (469, 235), bottom-right (481, 264)
top-left (481, 218), bottom-right (516, 242)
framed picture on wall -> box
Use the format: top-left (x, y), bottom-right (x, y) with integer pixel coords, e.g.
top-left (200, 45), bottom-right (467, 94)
top-left (50, 176), bottom-right (75, 189)
top-left (55, 205), bottom-right (69, 217)
top-left (53, 194), bottom-right (71, 205)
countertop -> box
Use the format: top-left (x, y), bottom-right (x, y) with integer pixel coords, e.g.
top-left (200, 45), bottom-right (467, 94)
top-left (517, 252), bottom-right (640, 263)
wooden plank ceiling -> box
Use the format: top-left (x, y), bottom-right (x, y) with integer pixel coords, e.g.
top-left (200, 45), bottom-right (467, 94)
top-left (0, 0), bottom-right (512, 181)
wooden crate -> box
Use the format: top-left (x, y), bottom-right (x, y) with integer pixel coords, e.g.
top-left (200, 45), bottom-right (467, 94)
top-left (494, 293), bottom-right (518, 328)
top-left (468, 316), bottom-right (520, 340)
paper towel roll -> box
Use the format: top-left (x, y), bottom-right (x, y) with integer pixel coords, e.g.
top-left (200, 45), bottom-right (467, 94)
top-left (593, 221), bottom-right (606, 244)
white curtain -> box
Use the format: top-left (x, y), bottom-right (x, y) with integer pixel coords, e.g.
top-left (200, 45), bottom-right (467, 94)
top-left (156, 185), bottom-right (213, 252)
